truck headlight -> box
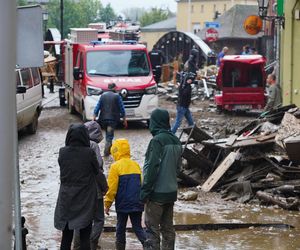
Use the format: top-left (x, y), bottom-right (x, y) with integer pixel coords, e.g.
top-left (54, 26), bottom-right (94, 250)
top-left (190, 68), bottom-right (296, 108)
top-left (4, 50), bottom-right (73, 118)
top-left (87, 86), bottom-right (103, 96)
top-left (145, 85), bottom-right (157, 95)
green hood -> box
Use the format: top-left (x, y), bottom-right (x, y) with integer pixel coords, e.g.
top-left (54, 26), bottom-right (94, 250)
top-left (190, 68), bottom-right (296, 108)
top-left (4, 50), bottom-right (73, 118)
top-left (149, 108), bottom-right (171, 136)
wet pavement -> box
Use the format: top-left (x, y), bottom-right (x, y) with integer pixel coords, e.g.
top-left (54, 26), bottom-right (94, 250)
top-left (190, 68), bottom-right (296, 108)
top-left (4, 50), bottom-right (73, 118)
top-left (18, 91), bottom-right (300, 249)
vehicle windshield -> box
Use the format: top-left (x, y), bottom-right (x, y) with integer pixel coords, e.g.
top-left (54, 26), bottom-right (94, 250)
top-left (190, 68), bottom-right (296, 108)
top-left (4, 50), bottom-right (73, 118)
top-left (222, 62), bottom-right (264, 88)
top-left (87, 50), bottom-right (150, 76)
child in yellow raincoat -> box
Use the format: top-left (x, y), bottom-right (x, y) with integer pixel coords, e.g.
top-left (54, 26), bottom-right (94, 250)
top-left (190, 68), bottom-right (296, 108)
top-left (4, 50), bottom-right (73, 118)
top-left (104, 138), bottom-right (146, 250)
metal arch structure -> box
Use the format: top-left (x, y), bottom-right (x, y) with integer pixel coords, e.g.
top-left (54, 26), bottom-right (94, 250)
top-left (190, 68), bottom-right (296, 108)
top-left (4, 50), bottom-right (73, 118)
top-left (45, 28), bottom-right (62, 56)
top-left (154, 31), bottom-right (216, 66)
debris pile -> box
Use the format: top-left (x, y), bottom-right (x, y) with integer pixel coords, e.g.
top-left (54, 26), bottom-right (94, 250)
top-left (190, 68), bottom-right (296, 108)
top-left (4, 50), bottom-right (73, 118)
top-left (157, 66), bottom-right (218, 102)
top-left (178, 105), bottom-right (300, 211)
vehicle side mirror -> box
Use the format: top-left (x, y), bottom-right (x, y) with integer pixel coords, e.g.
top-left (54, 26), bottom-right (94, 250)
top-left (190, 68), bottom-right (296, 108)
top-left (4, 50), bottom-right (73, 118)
top-left (17, 86), bottom-right (26, 94)
top-left (73, 67), bottom-right (83, 80)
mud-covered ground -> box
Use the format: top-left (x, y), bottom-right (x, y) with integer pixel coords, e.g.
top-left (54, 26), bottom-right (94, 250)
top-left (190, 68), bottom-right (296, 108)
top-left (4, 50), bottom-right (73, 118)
top-left (18, 92), bottom-right (300, 249)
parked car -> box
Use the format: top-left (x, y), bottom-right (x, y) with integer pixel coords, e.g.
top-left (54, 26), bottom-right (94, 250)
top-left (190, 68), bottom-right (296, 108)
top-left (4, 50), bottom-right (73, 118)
top-left (215, 55), bottom-right (267, 111)
top-left (16, 67), bottom-right (43, 134)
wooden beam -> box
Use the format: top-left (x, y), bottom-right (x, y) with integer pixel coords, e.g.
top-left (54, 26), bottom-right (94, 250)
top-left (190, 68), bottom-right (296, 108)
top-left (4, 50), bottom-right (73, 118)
top-left (201, 151), bottom-right (239, 192)
top-left (102, 223), bottom-right (294, 232)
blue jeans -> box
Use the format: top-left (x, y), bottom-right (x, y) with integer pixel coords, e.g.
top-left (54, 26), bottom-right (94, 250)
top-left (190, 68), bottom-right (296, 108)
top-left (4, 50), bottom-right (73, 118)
top-left (98, 120), bottom-right (117, 143)
top-left (171, 106), bottom-right (194, 134)
top-left (116, 212), bottom-right (146, 245)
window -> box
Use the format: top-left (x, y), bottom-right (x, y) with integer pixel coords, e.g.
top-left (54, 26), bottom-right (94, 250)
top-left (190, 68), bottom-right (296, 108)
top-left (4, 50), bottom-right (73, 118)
top-left (16, 71), bottom-right (21, 86)
top-left (87, 50), bottom-right (150, 77)
top-left (21, 68), bottom-right (33, 89)
top-left (193, 23), bottom-right (201, 34)
top-left (201, 5), bottom-right (204, 13)
top-left (31, 68), bottom-right (41, 86)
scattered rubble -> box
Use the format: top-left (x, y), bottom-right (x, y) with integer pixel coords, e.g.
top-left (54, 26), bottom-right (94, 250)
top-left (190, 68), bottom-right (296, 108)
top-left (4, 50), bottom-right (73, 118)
top-left (177, 105), bottom-right (300, 211)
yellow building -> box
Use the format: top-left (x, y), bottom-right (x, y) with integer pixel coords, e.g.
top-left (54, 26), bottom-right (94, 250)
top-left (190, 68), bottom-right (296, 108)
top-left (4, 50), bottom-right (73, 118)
top-left (176, 0), bottom-right (258, 33)
top-left (140, 17), bottom-right (176, 50)
top-left (281, 0), bottom-right (300, 106)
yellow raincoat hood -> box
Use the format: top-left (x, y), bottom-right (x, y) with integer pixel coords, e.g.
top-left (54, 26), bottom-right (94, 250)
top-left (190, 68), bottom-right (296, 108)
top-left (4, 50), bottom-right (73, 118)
top-left (110, 138), bottom-right (131, 161)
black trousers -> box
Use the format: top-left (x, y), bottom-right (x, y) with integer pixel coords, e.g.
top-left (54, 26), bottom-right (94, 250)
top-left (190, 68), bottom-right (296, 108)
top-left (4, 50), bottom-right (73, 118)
top-left (61, 223), bottom-right (92, 250)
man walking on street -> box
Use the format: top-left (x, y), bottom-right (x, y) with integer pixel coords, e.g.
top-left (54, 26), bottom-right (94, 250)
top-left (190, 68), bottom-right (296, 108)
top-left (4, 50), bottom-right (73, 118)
top-left (93, 83), bottom-right (127, 156)
top-left (264, 74), bottom-right (282, 112)
top-left (141, 108), bottom-right (182, 250)
top-left (171, 72), bottom-right (195, 134)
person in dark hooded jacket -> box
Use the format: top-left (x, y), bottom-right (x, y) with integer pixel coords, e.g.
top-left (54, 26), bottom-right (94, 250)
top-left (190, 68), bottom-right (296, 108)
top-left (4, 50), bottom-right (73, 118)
top-left (54, 124), bottom-right (104, 250)
top-left (73, 121), bottom-right (108, 250)
top-left (141, 109), bottom-right (182, 250)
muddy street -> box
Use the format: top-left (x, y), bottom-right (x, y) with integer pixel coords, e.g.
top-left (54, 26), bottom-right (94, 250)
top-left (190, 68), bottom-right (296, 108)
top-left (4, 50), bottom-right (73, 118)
top-left (19, 101), bottom-right (300, 250)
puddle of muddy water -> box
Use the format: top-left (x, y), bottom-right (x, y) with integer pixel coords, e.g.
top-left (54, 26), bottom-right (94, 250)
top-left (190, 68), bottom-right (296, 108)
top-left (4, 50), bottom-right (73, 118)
top-left (19, 107), bottom-right (300, 250)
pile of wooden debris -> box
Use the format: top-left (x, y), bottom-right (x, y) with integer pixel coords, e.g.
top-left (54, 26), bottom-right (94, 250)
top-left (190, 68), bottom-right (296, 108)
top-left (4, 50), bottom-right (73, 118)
top-left (178, 104), bottom-right (300, 211)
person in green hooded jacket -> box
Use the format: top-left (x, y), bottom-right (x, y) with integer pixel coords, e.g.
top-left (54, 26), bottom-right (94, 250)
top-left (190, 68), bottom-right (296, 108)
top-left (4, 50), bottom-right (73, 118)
top-left (141, 108), bottom-right (182, 250)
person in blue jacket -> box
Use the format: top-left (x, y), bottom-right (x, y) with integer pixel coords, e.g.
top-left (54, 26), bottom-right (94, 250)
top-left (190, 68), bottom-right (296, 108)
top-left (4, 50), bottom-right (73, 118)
top-left (93, 83), bottom-right (127, 156)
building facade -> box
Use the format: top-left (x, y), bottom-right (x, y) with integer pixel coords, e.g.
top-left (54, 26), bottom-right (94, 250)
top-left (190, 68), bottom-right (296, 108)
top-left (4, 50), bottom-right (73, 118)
top-left (281, 0), bottom-right (300, 106)
top-left (140, 17), bottom-right (177, 50)
top-left (176, 0), bottom-right (257, 33)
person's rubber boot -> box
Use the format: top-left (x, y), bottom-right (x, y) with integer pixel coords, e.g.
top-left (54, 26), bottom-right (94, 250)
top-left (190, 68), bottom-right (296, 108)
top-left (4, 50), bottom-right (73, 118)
top-left (90, 239), bottom-right (100, 250)
top-left (104, 141), bottom-right (112, 156)
top-left (115, 241), bottom-right (126, 250)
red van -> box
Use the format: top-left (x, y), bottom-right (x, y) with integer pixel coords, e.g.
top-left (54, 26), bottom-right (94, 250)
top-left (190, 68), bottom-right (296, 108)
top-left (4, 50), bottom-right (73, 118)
top-left (63, 29), bottom-right (158, 121)
top-left (215, 55), bottom-right (267, 111)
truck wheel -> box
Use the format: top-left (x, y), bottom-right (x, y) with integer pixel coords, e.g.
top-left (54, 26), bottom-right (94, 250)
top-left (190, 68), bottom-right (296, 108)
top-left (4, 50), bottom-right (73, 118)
top-left (27, 112), bottom-right (38, 134)
top-left (146, 119), bottom-right (150, 128)
top-left (68, 96), bottom-right (75, 114)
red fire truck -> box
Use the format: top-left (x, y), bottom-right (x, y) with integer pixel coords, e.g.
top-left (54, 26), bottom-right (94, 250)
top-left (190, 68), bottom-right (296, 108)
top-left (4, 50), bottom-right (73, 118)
top-left (215, 55), bottom-right (267, 111)
top-left (63, 28), bottom-right (158, 121)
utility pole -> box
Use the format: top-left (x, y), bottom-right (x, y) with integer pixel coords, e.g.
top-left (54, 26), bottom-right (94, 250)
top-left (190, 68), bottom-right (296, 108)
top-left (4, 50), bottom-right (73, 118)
top-left (60, 0), bottom-right (64, 38)
top-left (0, 0), bottom-right (16, 249)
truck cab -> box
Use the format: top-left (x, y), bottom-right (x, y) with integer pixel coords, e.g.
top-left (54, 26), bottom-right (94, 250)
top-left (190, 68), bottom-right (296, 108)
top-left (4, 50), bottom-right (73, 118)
top-left (215, 55), bottom-right (267, 111)
top-left (63, 28), bottom-right (158, 122)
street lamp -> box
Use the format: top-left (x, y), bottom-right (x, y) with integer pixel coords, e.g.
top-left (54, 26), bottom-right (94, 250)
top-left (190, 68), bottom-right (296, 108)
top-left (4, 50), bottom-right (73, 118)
top-left (257, 0), bottom-right (269, 19)
top-left (42, 11), bottom-right (48, 39)
top-left (257, 0), bottom-right (284, 21)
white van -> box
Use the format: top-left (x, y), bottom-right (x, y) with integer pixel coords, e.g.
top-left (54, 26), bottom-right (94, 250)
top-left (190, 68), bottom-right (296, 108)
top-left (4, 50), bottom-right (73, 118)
top-left (16, 67), bottom-right (43, 134)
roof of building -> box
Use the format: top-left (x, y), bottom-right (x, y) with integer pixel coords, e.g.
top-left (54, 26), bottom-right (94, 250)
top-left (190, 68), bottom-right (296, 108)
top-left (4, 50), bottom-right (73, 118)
top-left (199, 4), bottom-right (263, 40)
top-left (140, 17), bottom-right (177, 32)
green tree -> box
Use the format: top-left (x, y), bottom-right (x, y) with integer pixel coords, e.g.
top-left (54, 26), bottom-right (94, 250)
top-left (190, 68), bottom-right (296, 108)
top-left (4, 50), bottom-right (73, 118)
top-left (139, 7), bottom-right (170, 27)
top-left (47, 0), bottom-right (102, 39)
top-left (122, 7), bottom-right (146, 22)
top-left (99, 3), bottom-right (117, 24)
top-left (17, 0), bottom-right (28, 6)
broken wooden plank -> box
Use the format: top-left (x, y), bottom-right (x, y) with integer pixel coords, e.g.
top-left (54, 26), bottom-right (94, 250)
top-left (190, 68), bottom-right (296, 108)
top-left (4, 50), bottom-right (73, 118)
top-left (225, 135), bottom-right (238, 146)
top-left (102, 223), bottom-right (294, 232)
top-left (182, 147), bottom-right (214, 173)
top-left (182, 125), bottom-right (212, 143)
top-left (256, 191), bottom-right (300, 210)
top-left (201, 151), bottom-right (239, 192)
top-left (251, 179), bottom-right (300, 190)
top-left (203, 137), bottom-right (275, 149)
top-left (177, 171), bottom-right (202, 187)
top-left (256, 133), bottom-right (276, 142)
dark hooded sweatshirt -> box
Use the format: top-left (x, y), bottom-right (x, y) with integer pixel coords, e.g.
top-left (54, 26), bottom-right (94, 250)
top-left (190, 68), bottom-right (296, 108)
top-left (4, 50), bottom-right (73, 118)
top-left (54, 124), bottom-right (99, 230)
top-left (141, 109), bottom-right (182, 203)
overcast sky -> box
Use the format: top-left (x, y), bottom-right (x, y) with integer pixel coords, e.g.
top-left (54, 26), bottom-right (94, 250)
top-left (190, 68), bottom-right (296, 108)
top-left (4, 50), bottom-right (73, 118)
top-left (101, 0), bottom-right (177, 14)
